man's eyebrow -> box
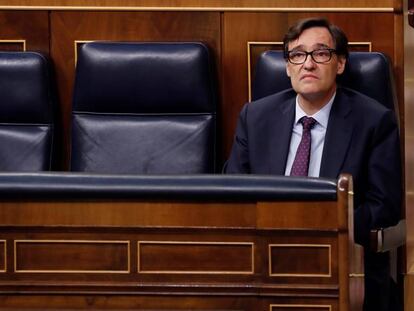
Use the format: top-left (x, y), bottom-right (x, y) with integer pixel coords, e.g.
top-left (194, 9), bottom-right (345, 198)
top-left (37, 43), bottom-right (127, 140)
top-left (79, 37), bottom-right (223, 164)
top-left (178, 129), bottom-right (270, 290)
top-left (288, 45), bottom-right (304, 51)
top-left (314, 43), bottom-right (331, 49)
top-left (288, 43), bottom-right (332, 51)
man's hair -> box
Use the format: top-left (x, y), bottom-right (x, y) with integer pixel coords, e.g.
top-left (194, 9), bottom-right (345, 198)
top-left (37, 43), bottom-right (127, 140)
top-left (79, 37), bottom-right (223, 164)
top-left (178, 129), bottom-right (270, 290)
top-left (283, 17), bottom-right (349, 59)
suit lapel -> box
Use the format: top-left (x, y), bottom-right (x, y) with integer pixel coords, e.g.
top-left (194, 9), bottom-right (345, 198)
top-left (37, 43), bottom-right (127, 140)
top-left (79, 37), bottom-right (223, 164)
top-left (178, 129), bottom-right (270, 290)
top-left (268, 98), bottom-right (295, 174)
top-left (320, 89), bottom-right (353, 178)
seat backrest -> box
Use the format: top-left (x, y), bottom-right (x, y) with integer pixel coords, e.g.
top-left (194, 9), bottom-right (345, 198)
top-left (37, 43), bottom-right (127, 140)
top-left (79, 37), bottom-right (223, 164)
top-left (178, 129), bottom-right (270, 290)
top-left (71, 42), bottom-right (217, 174)
top-left (0, 52), bottom-right (56, 171)
top-left (252, 50), bottom-right (398, 114)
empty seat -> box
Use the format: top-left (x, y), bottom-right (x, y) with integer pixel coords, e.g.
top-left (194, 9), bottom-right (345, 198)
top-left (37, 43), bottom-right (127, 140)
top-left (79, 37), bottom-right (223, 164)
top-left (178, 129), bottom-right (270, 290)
top-left (0, 52), bottom-right (56, 171)
top-left (71, 42), bottom-right (217, 174)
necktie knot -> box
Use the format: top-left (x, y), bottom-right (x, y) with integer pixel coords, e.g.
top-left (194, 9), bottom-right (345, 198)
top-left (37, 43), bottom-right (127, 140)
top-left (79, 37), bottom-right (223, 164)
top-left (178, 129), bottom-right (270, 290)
top-left (300, 116), bottom-right (317, 130)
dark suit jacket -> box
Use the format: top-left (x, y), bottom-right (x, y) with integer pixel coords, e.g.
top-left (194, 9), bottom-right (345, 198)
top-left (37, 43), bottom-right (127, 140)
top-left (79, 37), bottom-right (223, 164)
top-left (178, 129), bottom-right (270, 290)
top-left (225, 87), bottom-right (402, 247)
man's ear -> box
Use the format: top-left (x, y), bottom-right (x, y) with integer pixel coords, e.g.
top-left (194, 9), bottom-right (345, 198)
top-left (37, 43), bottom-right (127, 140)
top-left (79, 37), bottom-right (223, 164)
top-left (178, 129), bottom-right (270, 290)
top-left (337, 56), bottom-right (346, 75)
top-left (286, 63), bottom-right (291, 77)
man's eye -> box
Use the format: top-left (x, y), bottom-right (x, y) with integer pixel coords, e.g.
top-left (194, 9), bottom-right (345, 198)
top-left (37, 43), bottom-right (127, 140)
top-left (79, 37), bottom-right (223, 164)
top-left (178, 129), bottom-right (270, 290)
top-left (314, 50), bottom-right (329, 57)
top-left (290, 52), bottom-right (305, 58)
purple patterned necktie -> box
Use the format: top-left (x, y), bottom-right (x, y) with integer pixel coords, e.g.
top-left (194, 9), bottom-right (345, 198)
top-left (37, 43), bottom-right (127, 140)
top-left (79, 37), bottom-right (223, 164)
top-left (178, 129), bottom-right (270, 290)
top-left (290, 116), bottom-right (317, 176)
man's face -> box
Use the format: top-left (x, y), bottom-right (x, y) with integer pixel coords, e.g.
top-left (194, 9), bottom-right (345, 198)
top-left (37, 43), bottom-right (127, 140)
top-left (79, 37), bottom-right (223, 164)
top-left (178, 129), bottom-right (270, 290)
top-left (286, 26), bottom-right (346, 102)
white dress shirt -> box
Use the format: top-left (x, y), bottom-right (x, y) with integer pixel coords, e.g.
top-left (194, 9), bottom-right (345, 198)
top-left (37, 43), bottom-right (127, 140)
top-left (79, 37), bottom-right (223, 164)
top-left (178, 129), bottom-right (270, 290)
top-left (284, 93), bottom-right (335, 177)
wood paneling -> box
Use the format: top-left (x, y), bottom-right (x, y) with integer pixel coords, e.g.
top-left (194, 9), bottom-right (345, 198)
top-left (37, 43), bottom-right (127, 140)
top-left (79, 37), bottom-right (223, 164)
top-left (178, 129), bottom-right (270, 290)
top-left (257, 201), bottom-right (337, 229)
top-left (50, 11), bottom-right (221, 168)
top-left (0, 0), bottom-right (396, 10)
top-left (15, 240), bottom-right (129, 273)
top-left (0, 201), bottom-right (256, 227)
top-left (269, 244), bottom-right (331, 277)
top-left (138, 241), bottom-right (253, 273)
top-left (0, 11), bottom-right (49, 53)
top-left (405, 274), bottom-right (414, 311)
top-left (0, 175), bottom-right (351, 310)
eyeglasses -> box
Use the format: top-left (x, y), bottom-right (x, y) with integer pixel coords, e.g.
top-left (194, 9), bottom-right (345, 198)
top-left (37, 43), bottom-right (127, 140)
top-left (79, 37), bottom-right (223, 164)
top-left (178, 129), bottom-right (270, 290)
top-left (287, 48), bottom-right (337, 64)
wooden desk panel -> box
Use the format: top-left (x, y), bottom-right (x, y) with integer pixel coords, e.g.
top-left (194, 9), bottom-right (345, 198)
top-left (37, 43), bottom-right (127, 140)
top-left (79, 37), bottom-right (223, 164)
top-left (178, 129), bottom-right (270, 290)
top-left (0, 0), bottom-right (396, 10)
top-left (0, 176), bottom-right (351, 310)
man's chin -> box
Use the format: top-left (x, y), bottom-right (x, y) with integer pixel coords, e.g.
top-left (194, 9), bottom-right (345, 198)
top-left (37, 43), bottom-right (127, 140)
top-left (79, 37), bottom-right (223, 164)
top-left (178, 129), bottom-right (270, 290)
top-left (299, 90), bottom-right (328, 102)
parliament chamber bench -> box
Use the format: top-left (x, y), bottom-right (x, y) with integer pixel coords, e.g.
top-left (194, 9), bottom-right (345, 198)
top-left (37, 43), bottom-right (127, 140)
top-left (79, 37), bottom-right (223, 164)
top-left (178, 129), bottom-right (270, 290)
top-left (0, 172), bottom-right (353, 310)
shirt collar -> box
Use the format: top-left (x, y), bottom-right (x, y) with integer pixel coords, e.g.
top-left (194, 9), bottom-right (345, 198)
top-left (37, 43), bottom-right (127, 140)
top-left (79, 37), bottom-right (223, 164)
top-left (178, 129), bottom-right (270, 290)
top-left (294, 92), bottom-right (336, 129)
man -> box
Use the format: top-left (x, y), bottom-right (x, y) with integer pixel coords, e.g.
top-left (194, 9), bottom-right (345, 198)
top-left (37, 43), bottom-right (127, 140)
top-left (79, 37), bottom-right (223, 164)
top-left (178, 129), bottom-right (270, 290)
top-left (225, 18), bottom-right (402, 311)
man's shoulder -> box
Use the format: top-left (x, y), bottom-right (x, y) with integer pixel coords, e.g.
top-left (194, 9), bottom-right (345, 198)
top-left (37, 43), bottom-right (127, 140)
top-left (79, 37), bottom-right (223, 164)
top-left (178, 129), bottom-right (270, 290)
top-left (337, 86), bottom-right (390, 115)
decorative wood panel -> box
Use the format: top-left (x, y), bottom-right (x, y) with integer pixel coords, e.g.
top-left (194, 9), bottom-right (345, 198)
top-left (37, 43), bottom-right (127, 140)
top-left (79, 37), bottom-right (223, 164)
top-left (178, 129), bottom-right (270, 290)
top-left (0, 201), bottom-right (256, 227)
top-left (0, 11), bottom-right (49, 53)
top-left (0, 175), bottom-right (352, 309)
top-left (264, 234), bottom-right (339, 285)
top-left (14, 240), bottom-right (130, 273)
top-left (138, 241), bottom-right (254, 274)
top-left (257, 201), bottom-right (338, 229)
top-left (269, 244), bottom-right (331, 277)
top-left (0, 294), bottom-right (260, 309)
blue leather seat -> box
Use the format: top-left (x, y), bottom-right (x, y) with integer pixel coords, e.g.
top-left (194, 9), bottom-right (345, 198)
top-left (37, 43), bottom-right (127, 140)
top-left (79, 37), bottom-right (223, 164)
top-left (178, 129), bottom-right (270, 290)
top-left (0, 52), bottom-right (56, 171)
top-left (252, 51), bottom-right (398, 114)
top-left (71, 42), bottom-right (217, 174)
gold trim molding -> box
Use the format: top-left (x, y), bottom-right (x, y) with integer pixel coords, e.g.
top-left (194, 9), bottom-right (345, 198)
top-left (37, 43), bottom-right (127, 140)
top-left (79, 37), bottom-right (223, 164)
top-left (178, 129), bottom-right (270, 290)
top-left (349, 41), bottom-right (373, 51)
top-left (14, 239), bottom-right (130, 274)
top-left (74, 40), bottom-right (94, 65)
top-left (0, 240), bottom-right (6, 273)
top-left (138, 240), bottom-right (254, 274)
top-left (270, 304), bottom-right (332, 310)
top-left (268, 243), bottom-right (332, 277)
top-left (349, 273), bottom-right (365, 277)
top-left (0, 6), bottom-right (395, 12)
top-left (0, 40), bottom-right (26, 51)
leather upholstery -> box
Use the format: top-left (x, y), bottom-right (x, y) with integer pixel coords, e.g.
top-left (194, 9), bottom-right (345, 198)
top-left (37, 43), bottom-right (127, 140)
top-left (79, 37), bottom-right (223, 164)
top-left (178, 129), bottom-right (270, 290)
top-left (0, 52), bottom-right (55, 171)
top-left (71, 42), bottom-right (217, 174)
top-left (0, 172), bottom-right (337, 201)
top-left (252, 51), bottom-right (398, 113)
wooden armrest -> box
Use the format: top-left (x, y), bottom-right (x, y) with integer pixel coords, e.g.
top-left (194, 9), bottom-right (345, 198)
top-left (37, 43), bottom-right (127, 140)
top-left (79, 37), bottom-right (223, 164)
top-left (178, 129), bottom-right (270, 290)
top-left (370, 219), bottom-right (406, 252)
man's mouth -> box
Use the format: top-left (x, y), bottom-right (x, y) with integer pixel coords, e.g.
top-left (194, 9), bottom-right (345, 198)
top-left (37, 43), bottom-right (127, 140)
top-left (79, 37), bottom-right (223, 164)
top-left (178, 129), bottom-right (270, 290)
top-left (300, 74), bottom-right (318, 80)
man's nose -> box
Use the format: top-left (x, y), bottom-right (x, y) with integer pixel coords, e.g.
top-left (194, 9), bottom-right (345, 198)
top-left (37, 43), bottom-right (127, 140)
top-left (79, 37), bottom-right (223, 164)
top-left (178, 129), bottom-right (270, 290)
top-left (303, 54), bottom-right (317, 69)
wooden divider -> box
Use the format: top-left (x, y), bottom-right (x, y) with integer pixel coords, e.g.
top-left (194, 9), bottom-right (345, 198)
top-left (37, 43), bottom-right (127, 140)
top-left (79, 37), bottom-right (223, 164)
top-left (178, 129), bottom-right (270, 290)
top-left (0, 175), bottom-right (352, 310)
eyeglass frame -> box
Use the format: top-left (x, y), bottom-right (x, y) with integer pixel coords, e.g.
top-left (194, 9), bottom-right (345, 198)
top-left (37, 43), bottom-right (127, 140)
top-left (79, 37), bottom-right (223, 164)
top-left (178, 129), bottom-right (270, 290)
top-left (286, 48), bottom-right (337, 65)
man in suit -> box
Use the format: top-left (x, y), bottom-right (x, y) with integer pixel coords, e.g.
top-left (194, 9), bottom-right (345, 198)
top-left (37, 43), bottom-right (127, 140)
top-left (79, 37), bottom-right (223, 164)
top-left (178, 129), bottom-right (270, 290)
top-left (225, 17), bottom-right (402, 311)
